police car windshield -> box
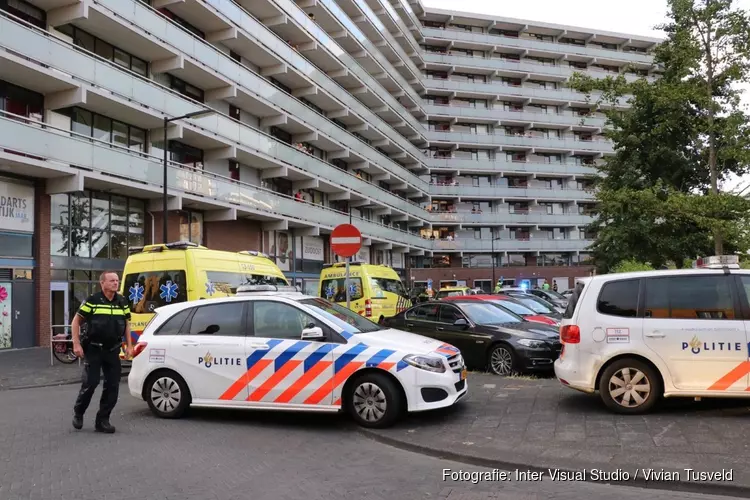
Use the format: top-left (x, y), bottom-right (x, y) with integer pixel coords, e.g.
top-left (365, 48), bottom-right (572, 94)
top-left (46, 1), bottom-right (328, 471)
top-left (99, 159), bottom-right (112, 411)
top-left (300, 298), bottom-right (384, 333)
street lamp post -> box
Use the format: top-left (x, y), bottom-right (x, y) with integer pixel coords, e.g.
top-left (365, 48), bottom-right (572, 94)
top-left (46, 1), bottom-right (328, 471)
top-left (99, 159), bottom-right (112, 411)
top-left (491, 235), bottom-right (502, 292)
top-left (162, 109), bottom-right (216, 243)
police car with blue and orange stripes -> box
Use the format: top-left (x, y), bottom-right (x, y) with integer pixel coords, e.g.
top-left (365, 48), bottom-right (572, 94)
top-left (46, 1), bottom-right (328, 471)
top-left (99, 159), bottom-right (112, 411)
top-left (556, 255), bottom-right (750, 414)
top-left (127, 284), bottom-right (467, 428)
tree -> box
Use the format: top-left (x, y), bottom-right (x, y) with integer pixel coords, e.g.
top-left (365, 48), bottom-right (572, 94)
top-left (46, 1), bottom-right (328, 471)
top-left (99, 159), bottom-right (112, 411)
top-left (611, 260), bottom-right (655, 273)
top-left (567, 0), bottom-right (750, 270)
top-left (664, 0), bottom-right (750, 254)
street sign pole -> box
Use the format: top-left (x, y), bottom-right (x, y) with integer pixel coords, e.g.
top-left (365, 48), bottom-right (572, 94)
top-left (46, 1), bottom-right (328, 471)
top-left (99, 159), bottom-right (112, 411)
top-left (330, 223), bottom-right (363, 312)
top-left (345, 257), bottom-right (351, 309)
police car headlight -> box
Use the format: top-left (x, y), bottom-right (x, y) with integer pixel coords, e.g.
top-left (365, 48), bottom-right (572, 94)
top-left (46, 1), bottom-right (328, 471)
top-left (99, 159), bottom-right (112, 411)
top-left (518, 339), bottom-right (545, 349)
top-left (403, 354), bottom-right (446, 373)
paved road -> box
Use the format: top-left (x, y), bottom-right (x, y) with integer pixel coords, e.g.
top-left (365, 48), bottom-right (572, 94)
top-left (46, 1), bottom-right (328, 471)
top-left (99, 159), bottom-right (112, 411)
top-left (0, 384), bottom-right (741, 500)
top-left (366, 372), bottom-right (750, 495)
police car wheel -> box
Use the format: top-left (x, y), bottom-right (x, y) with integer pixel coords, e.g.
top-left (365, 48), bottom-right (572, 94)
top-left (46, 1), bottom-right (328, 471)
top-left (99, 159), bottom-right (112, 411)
top-left (145, 371), bottom-right (190, 419)
top-left (346, 373), bottom-right (403, 429)
top-left (598, 358), bottom-right (661, 415)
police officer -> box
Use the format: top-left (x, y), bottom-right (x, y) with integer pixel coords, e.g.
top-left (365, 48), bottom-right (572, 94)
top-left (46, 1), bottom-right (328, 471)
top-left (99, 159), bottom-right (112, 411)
top-left (71, 271), bottom-right (133, 433)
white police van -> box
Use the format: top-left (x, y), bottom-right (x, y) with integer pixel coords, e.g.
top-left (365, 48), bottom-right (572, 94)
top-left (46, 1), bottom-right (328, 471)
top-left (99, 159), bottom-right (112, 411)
top-left (127, 285), bottom-right (467, 428)
top-left (555, 256), bottom-right (750, 414)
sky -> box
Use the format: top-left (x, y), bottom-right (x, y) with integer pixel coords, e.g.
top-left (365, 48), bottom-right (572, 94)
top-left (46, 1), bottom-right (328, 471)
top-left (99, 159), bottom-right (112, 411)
top-left (422, 0), bottom-right (750, 192)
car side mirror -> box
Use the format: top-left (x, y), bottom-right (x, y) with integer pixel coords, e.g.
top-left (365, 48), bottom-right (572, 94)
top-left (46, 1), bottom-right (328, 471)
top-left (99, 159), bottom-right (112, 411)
top-left (453, 319), bottom-right (468, 328)
top-left (301, 326), bottom-right (325, 341)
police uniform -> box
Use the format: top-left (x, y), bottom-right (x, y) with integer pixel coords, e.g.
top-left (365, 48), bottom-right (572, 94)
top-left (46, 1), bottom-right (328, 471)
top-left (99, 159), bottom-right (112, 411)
top-left (72, 291), bottom-right (130, 432)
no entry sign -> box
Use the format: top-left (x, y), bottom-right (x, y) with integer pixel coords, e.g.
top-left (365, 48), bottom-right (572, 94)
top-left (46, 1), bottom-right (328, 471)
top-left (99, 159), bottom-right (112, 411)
top-left (331, 224), bottom-right (362, 258)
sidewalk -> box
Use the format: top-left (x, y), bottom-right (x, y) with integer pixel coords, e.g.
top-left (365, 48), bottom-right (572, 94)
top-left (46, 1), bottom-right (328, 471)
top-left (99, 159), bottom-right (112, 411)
top-left (0, 347), bottom-right (83, 390)
top-left (360, 373), bottom-right (750, 496)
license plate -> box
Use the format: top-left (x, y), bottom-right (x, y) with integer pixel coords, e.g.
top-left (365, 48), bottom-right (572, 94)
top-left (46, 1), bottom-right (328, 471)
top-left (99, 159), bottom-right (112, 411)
top-left (460, 368), bottom-right (467, 380)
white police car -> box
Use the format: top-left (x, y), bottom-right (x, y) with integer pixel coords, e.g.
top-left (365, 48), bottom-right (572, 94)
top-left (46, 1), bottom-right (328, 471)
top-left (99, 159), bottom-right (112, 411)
top-left (127, 285), bottom-right (467, 428)
top-left (555, 256), bottom-right (750, 414)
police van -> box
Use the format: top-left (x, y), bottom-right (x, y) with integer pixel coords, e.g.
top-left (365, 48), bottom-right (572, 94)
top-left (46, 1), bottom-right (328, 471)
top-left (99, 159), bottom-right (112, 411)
top-left (555, 255), bottom-right (750, 414)
top-left (127, 285), bottom-right (467, 428)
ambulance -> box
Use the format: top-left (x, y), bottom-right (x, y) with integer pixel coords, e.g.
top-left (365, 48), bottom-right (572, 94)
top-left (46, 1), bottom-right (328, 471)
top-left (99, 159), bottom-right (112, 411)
top-left (317, 262), bottom-right (411, 324)
top-left (120, 241), bottom-right (289, 346)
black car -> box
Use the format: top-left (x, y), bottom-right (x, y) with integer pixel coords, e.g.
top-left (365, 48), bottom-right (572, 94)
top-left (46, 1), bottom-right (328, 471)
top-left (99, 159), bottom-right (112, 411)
top-left (383, 299), bottom-right (561, 376)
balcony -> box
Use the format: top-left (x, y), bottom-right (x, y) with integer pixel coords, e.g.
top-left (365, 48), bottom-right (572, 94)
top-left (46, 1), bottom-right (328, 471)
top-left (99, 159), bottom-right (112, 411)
top-left (422, 103), bottom-right (606, 129)
top-left (426, 157), bottom-right (598, 176)
top-left (421, 27), bottom-right (656, 67)
top-left (429, 237), bottom-right (593, 252)
top-left (422, 51), bottom-right (654, 84)
top-left (422, 75), bottom-right (631, 107)
top-left (199, 0), bottom-right (428, 164)
top-left (0, 113), bottom-right (430, 249)
top-left (0, 13), bottom-right (436, 222)
top-left (429, 184), bottom-right (595, 201)
top-left (426, 130), bottom-right (614, 153)
top-left (429, 210), bottom-right (593, 226)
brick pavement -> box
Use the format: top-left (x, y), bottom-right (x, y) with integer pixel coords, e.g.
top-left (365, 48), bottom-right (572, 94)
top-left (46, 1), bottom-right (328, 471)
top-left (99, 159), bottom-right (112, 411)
top-left (0, 384), bottom-right (741, 500)
top-left (363, 373), bottom-right (750, 496)
top-left (0, 348), bottom-right (82, 390)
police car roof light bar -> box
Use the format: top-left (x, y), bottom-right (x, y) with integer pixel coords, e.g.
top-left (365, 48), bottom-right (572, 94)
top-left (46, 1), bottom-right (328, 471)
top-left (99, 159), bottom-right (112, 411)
top-left (238, 250), bottom-right (270, 258)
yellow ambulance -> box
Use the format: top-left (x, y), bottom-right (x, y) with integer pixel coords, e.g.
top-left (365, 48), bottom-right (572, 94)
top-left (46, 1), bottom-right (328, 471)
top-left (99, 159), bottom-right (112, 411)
top-left (317, 262), bottom-right (411, 324)
top-left (120, 241), bottom-right (289, 344)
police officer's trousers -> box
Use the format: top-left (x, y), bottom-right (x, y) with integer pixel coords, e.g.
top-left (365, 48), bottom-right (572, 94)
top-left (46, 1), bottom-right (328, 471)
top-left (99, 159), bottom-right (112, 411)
top-left (73, 344), bottom-right (121, 422)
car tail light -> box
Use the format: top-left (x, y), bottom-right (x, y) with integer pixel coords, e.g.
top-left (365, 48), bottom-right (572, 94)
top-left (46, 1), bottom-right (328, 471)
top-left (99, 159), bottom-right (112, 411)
top-left (132, 342), bottom-right (148, 358)
top-left (560, 325), bottom-right (580, 344)
top-left (365, 299), bottom-right (372, 317)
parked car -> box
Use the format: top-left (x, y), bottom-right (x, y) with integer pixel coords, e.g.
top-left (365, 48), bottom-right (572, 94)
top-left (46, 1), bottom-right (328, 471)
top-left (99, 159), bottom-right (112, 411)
top-left (440, 294), bottom-right (559, 326)
top-left (383, 300), bottom-right (561, 376)
top-left (504, 292), bottom-right (565, 317)
top-left (502, 287), bottom-right (568, 310)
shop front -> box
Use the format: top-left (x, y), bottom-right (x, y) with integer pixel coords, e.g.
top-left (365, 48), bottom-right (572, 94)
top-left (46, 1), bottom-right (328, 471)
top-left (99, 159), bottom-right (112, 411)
top-left (0, 176), bottom-right (35, 349)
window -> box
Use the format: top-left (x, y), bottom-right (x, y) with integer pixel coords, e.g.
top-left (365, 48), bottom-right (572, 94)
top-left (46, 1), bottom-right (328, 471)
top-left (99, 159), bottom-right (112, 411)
top-left (168, 74), bottom-right (204, 102)
top-left (154, 309), bottom-right (192, 335)
top-left (320, 277), bottom-right (363, 302)
top-left (0, 79), bottom-right (43, 122)
top-left (644, 275), bottom-right (735, 319)
top-left (3, 0), bottom-right (46, 29)
top-left (229, 50), bottom-right (241, 62)
top-left (56, 24), bottom-right (148, 76)
top-left (188, 302), bottom-right (246, 336)
top-left (405, 304), bottom-right (439, 321)
top-left (252, 301), bottom-right (317, 339)
top-left (229, 105), bottom-right (240, 121)
top-left (65, 107), bottom-right (147, 151)
top-left (301, 297), bottom-right (383, 333)
top-left (123, 270), bottom-right (188, 314)
top-left (462, 302), bottom-right (521, 324)
top-left (597, 279), bottom-right (639, 317)
top-left (439, 305), bottom-right (465, 323)
top-left (157, 7), bottom-right (204, 38)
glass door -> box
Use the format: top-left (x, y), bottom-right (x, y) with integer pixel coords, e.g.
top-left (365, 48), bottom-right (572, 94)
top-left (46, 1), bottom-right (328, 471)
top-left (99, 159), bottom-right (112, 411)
top-left (50, 281), bottom-right (70, 335)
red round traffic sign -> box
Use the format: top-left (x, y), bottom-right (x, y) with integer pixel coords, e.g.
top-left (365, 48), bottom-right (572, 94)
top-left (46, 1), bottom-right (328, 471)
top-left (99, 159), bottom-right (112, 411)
top-left (331, 224), bottom-right (362, 258)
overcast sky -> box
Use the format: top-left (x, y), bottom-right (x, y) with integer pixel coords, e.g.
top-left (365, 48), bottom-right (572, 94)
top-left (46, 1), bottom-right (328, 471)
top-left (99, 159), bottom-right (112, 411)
top-left (422, 0), bottom-right (750, 192)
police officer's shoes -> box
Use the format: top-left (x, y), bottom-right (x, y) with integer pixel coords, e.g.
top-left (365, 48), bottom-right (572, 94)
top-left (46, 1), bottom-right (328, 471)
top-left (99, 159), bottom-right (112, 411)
top-left (95, 420), bottom-right (116, 434)
top-left (72, 414), bottom-right (83, 430)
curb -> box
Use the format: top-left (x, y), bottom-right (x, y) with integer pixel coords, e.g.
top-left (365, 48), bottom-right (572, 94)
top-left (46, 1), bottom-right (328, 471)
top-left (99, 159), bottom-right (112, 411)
top-left (2, 374), bottom-right (131, 392)
top-left (357, 428), bottom-right (750, 498)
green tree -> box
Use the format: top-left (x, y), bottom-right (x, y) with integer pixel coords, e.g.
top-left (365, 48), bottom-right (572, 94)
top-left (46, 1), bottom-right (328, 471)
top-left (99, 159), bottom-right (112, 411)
top-left (611, 260), bottom-right (655, 273)
top-left (567, 0), bottom-right (750, 270)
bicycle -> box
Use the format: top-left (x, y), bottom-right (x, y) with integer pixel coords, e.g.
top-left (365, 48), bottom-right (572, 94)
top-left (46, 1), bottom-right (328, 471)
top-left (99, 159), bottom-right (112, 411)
top-left (51, 331), bottom-right (78, 364)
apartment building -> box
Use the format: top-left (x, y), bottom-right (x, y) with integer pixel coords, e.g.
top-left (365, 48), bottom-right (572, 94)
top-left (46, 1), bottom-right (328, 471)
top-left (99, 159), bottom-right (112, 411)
top-left (0, 0), bottom-right (659, 348)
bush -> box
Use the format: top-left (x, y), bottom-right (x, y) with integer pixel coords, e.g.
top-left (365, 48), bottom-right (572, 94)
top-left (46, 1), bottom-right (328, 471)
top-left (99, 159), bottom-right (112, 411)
top-left (610, 260), bottom-right (654, 273)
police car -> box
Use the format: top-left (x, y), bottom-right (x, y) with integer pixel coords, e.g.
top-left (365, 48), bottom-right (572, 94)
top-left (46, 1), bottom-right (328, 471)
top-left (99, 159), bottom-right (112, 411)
top-left (555, 255), bottom-right (750, 414)
top-left (127, 285), bottom-right (467, 428)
